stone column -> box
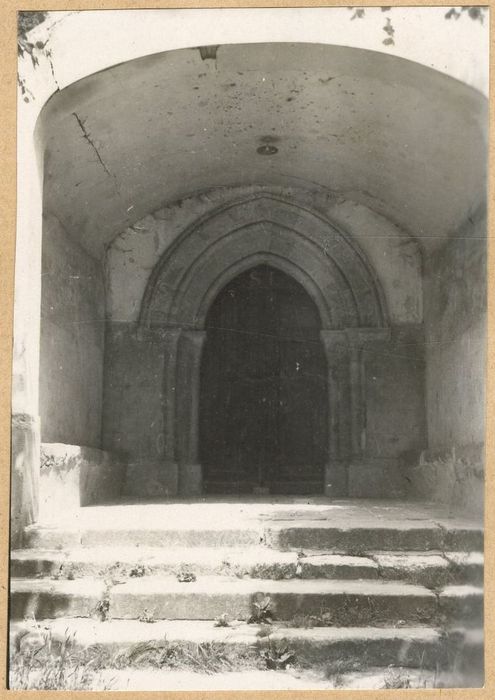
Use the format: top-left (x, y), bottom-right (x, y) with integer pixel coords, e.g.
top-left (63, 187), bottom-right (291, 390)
top-left (348, 342), bottom-right (365, 458)
top-left (161, 328), bottom-right (181, 492)
top-left (346, 328), bottom-right (391, 459)
top-left (320, 330), bottom-right (350, 497)
top-left (176, 329), bottom-right (206, 496)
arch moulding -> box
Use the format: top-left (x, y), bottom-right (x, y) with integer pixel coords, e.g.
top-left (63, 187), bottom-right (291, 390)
top-left (140, 194), bottom-right (388, 331)
top-left (139, 194), bottom-right (391, 497)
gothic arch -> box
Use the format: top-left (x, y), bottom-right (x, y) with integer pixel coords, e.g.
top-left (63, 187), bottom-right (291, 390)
top-left (139, 194), bottom-right (390, 496)
top-left (140, 194), bottom-right (388, 331)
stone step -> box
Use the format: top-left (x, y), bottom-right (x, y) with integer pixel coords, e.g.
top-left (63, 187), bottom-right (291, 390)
top-left (11, 575), bottom-right (470, 625)
top-left (264, 521), bottom-right (483, 552)
top-left (444, 552), bottom-right (484, 584)
top-left (444, 627), bottom-right (484, 686)
top-left (88, 664), bottom-right (481, 691)
top-left (10, 618), bottom-right (444, 670)
top-left (93, 667), bottom-right (437, 692)
top-left (438, 585), bottom-right (484, 626)
top-left (372, 551), bottom-right (483, 587)
top-left (203, 481), bottom-right (323, 496)
top-left (10, 578), bottom-right (106, 620)
top-left (11, 546), bottom-right (377, 581)
top-left (8, 664), bottom-right (441, 692)
top-left (22, 519), bottom-right (483, 553)
top-left (22, 524), bottom-right (263, 549)
top-left (10, 547), bottom-right (483, 587)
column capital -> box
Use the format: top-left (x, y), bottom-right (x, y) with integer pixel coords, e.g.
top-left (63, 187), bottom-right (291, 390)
top-left (180, 329), bottom-right (207, 349)
top-left (345, 327), bottom-right (391, 348)
top-left (319, 330), bottom-right (349, 361)
top-left (136, 323), bottom-right (182, 343)
top-left (320, 329), bottom-right (348, 345)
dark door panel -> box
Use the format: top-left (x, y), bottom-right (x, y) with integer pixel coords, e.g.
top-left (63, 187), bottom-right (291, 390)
top-left (200, 265), bottom-right (327, 494)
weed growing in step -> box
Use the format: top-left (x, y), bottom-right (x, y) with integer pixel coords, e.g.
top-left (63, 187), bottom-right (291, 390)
top-left (120, 640), bottom-right (265, 674)
top-left (288, 614), bottom-right (316, 628)
top-left (214, 613), bottom-right (231, 628)
top-left (51, 564), bottom-right (76, 581)
top-left (51, 566), bottom-right (63, 581)
top-left (176, 564), bottom-right (197, 583)
top-left (382, 667), bottom-right (412, 688)
top-left (93, 597), bottom-right (110, 622)
top-left (138, 608), bottom-right (156, 624)
top-left (251, 562), bottom-right (294, 580)
top-left (9, 629), bottom-right (115, 690)
top-left (101, 561), bottom-right (149, 583)
top-left (102, 562), bottom-right (128, 585)
top-left (248, 596), bottom-right (274, 624)
top-left (323, 659), bottom-right (358, 688)
top-left (260, 641), bottom-right (296, 670)
top-left (220, 559), bottom-right (246, 579)
top-left (324, 658), bottom-right (361, 680)
top-left (288, 611), bottom-right (333, 628)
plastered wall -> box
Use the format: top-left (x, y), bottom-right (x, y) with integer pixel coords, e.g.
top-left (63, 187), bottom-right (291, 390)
top-left (408, 211), bottom-right (486, 516)
top-left (424, 214), bottom-right (486, 450)
top-left (39, 214), bottom-right (105, 447)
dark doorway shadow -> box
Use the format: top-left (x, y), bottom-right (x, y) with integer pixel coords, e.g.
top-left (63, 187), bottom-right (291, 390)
top-left (200, 264), bottom-right (327, 495)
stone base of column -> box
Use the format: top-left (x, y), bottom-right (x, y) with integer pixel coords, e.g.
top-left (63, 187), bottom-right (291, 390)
top-left (324, 460), bottom-right (348, 498)
top-left (178, 463), bottom-right (203, 496)
top-left (123, 459), bottom-right (179, 499)
top-left (162, 461), bottom-right (179, 497)
top-left (348, 459), bottom-right (404, 499)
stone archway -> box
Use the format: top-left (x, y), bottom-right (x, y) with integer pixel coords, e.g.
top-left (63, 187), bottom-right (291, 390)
top-left (139, 194), bottom-right (390, 496)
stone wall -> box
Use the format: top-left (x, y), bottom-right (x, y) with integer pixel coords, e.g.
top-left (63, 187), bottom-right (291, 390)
top-left (39, 443), bottom-right (124, 523)
top-left (408, 209), bottom-right (486, 517)
top-left (103, 186), bottom-right (426, 498)
top-left (349, 324), bottom-right (426, 498)
top-left (102, 325), bottom-right (172, 497)
top-left (40, 214), bottom-right (105, 447)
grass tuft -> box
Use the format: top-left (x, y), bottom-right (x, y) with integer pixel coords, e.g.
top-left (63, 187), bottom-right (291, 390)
top-left (9, 629), bottom-right (115, 691)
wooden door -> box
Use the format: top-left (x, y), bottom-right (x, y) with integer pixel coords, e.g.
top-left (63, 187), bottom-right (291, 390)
top-left (200, 265), bottom-right (327, 494)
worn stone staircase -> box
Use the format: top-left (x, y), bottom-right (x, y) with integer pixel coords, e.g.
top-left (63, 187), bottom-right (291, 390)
top-left (9, 500), bottom-right (483, 690)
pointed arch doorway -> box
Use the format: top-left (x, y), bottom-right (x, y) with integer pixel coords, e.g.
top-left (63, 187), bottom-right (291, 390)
top-left (200, 264), bottom-right (328, 495)
top-left (140, 194), bottom-right (390, 498)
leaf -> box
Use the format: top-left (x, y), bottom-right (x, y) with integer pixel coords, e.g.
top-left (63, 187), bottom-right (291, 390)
top-left (350, 9), bottom-right (365, 20)
top-left (467, 7), bottom-right (484, 23)
top-left (383, 17), bottom-right (395, 36)
top-left (445, 8), bottom-right (461, 20)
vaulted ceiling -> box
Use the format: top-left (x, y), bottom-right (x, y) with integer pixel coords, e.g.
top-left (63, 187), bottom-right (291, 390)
top-left (39, 43), bottom-right (487, 259)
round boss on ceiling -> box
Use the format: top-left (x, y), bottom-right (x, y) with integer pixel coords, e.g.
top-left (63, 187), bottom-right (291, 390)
top-left (257, 144), bottom-right (278, 155)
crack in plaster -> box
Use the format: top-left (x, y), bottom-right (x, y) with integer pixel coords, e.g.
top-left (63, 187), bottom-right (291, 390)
top-left (72, 112), bottom-right (114, 179)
